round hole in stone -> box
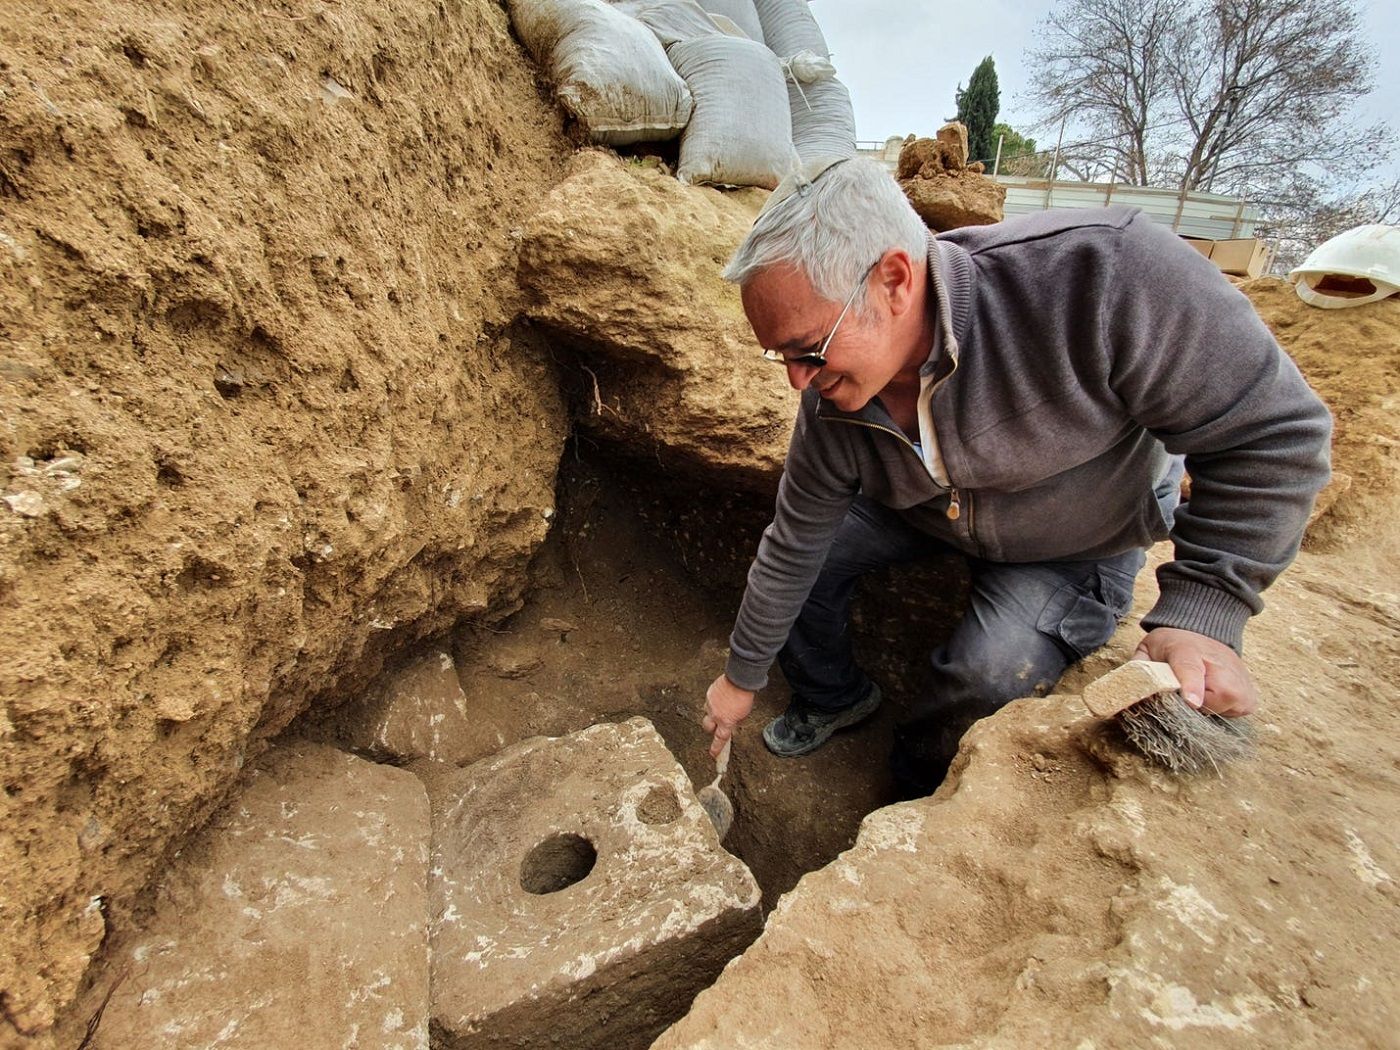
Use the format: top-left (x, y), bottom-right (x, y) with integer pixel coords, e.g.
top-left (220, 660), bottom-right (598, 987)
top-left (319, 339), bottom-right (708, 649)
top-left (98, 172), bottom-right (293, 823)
top-left (637, 784), bottom-right (682, 825)
top-left (520, 833), bottom-right (597, 895)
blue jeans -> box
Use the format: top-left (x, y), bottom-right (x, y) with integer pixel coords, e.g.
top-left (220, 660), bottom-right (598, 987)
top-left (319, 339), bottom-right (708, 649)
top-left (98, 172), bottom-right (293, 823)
top-left (776, 490), bottom-right (1170, 798)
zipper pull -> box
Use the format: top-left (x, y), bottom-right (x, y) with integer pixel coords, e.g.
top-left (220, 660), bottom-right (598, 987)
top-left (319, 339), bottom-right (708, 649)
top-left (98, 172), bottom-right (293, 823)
top-left (946, 488), bottom-right (961, 520)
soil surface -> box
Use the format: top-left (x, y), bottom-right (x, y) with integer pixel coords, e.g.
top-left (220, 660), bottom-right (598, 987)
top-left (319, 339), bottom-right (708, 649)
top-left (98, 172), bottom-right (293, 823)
top-left (1243, 277), bottom-right (1400, 554)
top-left (5, 0), bottom-right (1399, 1041)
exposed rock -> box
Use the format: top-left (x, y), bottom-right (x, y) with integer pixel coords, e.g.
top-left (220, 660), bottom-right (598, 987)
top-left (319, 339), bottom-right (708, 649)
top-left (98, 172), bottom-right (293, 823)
top-left (936, 120), bottom-right (970, 167)
top-left (518, 149), bottom-right (794, 494)
top-left (900, 169), bottom-right (1007, 231)
top-left (656, 545), bottom-right (1400, 1047)
top-left (2, 2), bottom-right (1394, 1046)
top-left (328, 649), bottom-right (476, 766)
top-left (81, 743), bottom-right (430, 1050)
top-left (896, 134), bottom-right (961, 180)
top-left (431, 718), bottom-right (761, 1050)
top-left (0, 1), bottom-right (569, 1039)
top-left (897, 124), bottom-right (1006, 231)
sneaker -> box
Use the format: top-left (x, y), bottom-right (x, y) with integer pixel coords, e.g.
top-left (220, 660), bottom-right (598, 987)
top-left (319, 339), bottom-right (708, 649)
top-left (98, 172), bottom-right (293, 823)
top-left (762, 684), bottom-right (883, 758)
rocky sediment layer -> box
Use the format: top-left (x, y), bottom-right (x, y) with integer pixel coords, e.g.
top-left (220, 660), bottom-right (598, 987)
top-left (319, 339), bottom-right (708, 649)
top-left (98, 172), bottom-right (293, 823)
top-left (0, 2), bottom-right (567, 1041)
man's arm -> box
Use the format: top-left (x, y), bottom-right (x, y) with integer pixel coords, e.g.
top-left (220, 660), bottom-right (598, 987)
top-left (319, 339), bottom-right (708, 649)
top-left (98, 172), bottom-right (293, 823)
top-left (707, 395), bottom-right (859, 750)
top-left (1103, 214), bottom-right (1332, 709)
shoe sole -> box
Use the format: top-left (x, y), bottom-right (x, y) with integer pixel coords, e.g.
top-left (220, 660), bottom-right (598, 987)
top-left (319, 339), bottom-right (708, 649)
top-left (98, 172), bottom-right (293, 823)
top-left (762, 687), bottom-right (883, 758)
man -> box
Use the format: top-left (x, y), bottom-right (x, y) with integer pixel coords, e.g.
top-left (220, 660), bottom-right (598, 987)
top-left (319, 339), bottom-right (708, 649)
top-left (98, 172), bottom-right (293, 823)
top-left (700, 157), bottom-right (1332, 798)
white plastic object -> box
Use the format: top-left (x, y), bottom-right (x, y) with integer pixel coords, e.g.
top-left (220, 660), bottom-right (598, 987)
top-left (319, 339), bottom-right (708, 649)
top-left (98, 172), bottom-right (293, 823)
top-left (1289, 223), bottom-right (1400, 309)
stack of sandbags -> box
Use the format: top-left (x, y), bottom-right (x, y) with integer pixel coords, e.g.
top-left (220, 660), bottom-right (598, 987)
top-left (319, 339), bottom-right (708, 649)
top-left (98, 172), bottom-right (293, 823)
top-left (508, 0), bottom-right (693, 144)
top-left (615, 0), bottom-right (746, 45)
top-left (511, 0), bottom-right (853, 188)
top-left (622, 0), bottom-right (792, 187)
top-left (752, 0), bottom-right (856, 165)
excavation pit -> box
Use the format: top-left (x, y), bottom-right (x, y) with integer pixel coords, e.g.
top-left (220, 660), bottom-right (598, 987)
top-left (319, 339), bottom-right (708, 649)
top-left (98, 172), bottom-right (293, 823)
top-left (429, 717), bottom-right (762, 1050)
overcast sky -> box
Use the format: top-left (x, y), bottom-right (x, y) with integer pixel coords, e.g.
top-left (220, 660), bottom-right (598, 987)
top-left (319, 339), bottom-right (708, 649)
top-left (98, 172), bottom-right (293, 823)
top-left (813, 0), bottom-right (1399, 179)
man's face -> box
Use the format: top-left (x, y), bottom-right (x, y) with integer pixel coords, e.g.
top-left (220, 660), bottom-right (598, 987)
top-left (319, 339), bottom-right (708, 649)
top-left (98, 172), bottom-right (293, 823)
top-left (741, 262), bottom-right (898, 413)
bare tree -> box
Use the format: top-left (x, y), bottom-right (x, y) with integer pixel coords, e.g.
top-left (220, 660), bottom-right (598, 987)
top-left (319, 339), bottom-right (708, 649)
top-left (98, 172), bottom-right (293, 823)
top-left (1027, 0), bottom-right (1190, 185)
top-left (1025, 0), bottom-right (1393, 204)
top-left (1168, 0), bottom-right (1386, 195)
top-left (1261, 176), bottom-right (1400, 272)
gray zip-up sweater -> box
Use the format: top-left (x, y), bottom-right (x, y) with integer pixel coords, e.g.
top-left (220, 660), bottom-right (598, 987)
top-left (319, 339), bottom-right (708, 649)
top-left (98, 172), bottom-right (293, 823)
top-left (725, 206), bottom-right (1332, 691)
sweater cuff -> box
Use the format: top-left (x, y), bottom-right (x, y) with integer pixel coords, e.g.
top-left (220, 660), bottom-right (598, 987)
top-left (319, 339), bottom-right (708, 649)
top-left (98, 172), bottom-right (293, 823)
top-left (724, 651), bottom-right (770, 692)
top-left (1141, 578), bottom-right (1253, 654)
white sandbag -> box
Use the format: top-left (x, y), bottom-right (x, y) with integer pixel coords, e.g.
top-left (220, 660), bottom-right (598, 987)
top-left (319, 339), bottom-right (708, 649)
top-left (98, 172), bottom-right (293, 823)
top-left (509, 0), bottom-right (693, 144)
top-left (750, 0), bottom-right (854, 164)
top-left (706, 13), bottom-right (748, 37)
top-left (751, 0), bottom-right (826, 56)
top-left (788, 75), bottom-right (856, 166)
top-left (667, 35), bottom-right (793, 188)
top-left (699, 0), bottom-right (765, 43)
top-left (614, 0), bottom-right (731, 45)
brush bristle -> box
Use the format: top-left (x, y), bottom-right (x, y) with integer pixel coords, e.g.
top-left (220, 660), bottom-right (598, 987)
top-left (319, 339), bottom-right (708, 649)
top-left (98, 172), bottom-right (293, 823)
top-left (1117, 690), bottom-right (1254, 774)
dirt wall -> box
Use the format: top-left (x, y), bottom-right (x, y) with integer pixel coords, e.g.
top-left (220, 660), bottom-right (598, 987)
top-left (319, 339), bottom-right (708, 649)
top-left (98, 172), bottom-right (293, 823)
top-left (1242, 278), bottom-right (1400, 552)
top-left (0, 2), bottom-right (569, 1043)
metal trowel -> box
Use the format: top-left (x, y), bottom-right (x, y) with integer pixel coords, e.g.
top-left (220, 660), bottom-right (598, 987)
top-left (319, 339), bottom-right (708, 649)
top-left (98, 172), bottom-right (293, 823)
top-left (697, 739), bottom-right (734, 839)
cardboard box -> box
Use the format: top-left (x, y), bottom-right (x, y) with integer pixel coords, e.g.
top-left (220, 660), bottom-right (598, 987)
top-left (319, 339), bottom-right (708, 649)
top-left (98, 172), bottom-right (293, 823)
top-left (1209, 237), bottom-right (1271, 278)
top-left (1181, 236), bottom-right (1214, 257)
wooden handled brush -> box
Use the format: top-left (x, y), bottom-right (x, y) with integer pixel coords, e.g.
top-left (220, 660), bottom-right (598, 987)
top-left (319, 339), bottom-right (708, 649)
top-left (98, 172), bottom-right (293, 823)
top-left (1083, 661), bottom-right (1254, 774)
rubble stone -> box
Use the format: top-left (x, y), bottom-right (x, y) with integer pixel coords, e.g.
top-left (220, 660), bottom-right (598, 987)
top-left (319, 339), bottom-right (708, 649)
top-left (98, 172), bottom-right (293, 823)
top-left (936, 121), bottom-right (969, 166)
top-left (88, 742), bottom-right (430, 1050)
top-left (900, 168), bottom-right (1007, 231)
top-left (334, 649), bottom-right (475, 765)
top-left (896, 126), bottom-right (1007, 232)
top-left (518, 150), bottom-right (792, 495)
top-left (430, 717), bottom-right (762, 1050)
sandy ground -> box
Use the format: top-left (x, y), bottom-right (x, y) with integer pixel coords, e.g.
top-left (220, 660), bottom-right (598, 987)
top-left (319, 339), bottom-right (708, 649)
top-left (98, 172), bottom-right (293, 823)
top-left (3, 0), bottom-right (1397, 1043)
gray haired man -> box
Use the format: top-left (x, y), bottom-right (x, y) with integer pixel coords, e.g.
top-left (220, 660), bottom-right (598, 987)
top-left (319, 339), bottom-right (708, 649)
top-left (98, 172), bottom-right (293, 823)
top-left (701, 157), bottom-right (1332, 798)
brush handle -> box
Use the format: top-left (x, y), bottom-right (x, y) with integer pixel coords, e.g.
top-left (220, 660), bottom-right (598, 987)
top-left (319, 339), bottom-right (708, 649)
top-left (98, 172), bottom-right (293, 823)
top-left (1083, 660), bottom-right (1181, 717)
top-left (714, 738), bottom-right (731, 779)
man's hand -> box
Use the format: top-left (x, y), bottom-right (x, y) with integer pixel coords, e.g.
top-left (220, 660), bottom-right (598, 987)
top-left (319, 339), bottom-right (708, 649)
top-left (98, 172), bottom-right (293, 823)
top-left (1133, 627), bottom-right (1258, 717)
top-left (702, 674), bottom-right (755, 757)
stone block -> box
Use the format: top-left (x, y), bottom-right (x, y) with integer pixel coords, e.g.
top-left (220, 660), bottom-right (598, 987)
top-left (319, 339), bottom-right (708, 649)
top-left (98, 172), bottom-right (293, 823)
top-left (1082, 660), bottom-right (1180, 717)
top-left (430, 717), bottom-right (762, 1050)
top-left (89, 742), bottom-right (430, 1050)
top-left (338, 649), bottom-right (477, 765)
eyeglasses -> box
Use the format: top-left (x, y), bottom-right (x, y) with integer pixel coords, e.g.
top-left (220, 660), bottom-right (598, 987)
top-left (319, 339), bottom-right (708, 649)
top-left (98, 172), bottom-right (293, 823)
top-left (761, 260), bottom-right (877, 369)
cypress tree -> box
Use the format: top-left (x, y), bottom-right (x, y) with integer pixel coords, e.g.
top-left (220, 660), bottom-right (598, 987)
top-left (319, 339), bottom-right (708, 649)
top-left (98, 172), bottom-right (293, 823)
top-left (955, 55), bottom-right (1000, 166)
